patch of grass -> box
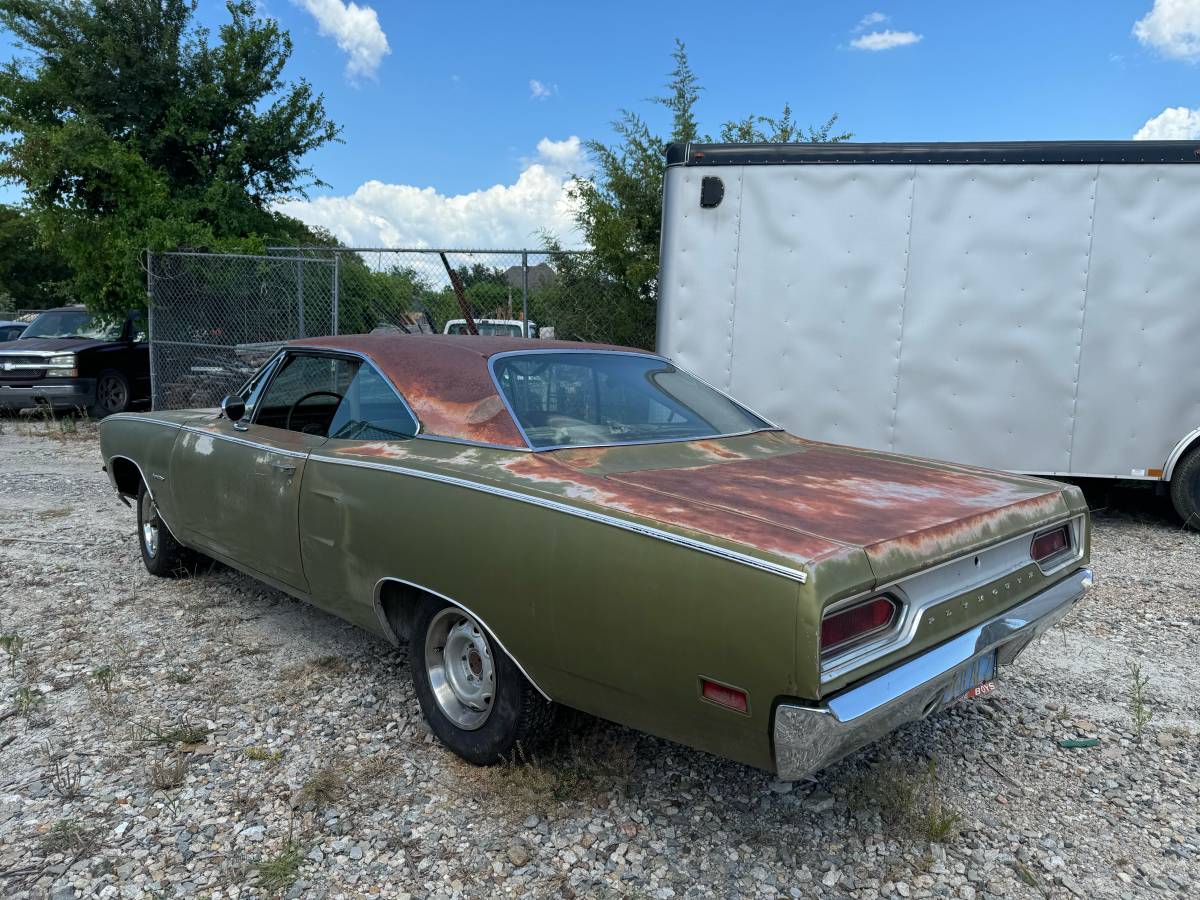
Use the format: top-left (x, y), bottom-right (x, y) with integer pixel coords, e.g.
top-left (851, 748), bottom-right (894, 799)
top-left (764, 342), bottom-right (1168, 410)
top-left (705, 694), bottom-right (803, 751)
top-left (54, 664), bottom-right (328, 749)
top-left (0, 632), bottom-right (24, 672)
top-left (1013, 859), bottom-right (1040, 888)
top-left (40, 818), bottom-right (98, 856)
top-left (49, 758), bottom-right (83, 799)
top-left (92, 665), bottom-right (116, 696)
top-left (168, 669), bottom-right (196, 685)
top-left (245, 746), bottom-right (283, 764)
top-left (127, 717), bottom-right (211, 748)
top-left (295, 767), bottom-right (345, 810)
top-left (34, 505), bottom-right (72, 520)
top-left (311, 654), bottom-right (349, 673)
top-left (1127, 660), bottom-right (1153, 737)
top-left (15, 685), bottom-right (43, 717)
top-left (147, 752), bottom-right (188, 790)
top-left (847, 757), bottom-right (960, 842)
top-left (255, 842), bottom-right (305, 895)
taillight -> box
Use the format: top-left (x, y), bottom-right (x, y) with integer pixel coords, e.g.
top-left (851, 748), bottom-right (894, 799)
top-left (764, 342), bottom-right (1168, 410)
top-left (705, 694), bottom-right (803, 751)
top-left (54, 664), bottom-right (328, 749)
top-left (821, 595), bottom-right (899, 655)
top-left (1031, 525), bottom-right (1070, 563)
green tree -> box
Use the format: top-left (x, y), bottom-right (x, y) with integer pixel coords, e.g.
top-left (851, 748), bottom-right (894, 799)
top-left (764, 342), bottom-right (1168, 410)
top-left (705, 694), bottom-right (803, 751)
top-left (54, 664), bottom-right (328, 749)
top-left (0, 203), bottom-right (72, 311)
top-left (562, 40), bottom-right (849, 348)
top-left (0, 0), bottom-right (339, 318)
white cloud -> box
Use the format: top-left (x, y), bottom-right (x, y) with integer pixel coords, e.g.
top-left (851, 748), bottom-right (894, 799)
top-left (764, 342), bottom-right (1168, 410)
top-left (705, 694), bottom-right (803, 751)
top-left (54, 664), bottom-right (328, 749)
top-left (276, 137), bottom-right (589, 249)
top-left (850, 29), bottom-right (923, 51)
top-left (1134, 0), bottom-right (1200, 60)
top-left (293, 0), bottom-right (390, 80)
top-left (1133, 105), bottom-right (1200, 139)
top-left (854, 11), bottom-right (888, 32)
top-left (529, 79), bottom-right (557, 100)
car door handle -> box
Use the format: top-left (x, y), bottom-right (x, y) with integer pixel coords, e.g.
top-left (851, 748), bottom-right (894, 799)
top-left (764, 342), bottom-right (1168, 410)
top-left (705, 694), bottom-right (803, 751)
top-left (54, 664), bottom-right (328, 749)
top-left (270, 462), bottom-right (297, 474)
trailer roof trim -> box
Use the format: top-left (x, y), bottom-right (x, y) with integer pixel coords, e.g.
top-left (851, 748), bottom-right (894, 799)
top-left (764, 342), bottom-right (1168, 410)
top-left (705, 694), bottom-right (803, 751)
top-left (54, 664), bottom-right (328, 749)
top-left (666, 141), bottom-right (1200, 167)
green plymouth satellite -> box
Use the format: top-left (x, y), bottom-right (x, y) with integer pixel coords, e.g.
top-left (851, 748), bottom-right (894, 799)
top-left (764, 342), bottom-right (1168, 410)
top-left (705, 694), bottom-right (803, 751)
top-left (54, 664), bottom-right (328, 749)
top-left (99, 335), bottom-right (1093, 778)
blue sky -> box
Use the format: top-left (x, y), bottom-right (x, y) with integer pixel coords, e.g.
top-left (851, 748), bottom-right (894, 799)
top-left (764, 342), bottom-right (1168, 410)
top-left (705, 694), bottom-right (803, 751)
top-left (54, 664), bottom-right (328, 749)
top-left (7, 1), bottom-right (1200, 247)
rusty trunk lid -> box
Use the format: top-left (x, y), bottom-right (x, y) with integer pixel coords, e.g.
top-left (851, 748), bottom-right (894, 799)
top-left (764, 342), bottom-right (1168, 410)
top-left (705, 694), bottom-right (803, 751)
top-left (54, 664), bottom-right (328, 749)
top-left (547, 432), bottom-right (1073, 585)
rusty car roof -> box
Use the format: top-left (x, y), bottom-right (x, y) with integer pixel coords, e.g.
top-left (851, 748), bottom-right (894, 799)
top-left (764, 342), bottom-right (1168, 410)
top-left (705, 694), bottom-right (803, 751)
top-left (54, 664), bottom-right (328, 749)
top-left (289, 333), bottom-right (638, 448)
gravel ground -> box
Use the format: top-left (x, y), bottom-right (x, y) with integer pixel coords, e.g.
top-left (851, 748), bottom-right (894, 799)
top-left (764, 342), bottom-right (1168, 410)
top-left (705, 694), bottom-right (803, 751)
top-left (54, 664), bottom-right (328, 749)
top-left (0, 424), bottom-right (1197, 899)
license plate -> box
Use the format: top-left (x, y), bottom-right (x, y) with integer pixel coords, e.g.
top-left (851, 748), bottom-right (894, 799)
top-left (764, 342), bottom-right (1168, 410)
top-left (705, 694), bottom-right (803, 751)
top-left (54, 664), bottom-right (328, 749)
top-left (943, 651), bottom-right (997, 704)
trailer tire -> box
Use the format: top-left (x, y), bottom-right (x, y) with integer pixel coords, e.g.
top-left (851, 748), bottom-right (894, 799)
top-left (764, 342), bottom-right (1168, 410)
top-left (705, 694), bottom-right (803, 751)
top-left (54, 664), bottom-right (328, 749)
top-left (1169, 446), bottom-right (1200, 528)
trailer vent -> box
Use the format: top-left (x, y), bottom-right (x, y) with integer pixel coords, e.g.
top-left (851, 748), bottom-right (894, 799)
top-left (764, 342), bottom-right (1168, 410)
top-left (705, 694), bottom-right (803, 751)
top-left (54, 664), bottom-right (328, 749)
top-left (699, 176), bottom-right (724, 208)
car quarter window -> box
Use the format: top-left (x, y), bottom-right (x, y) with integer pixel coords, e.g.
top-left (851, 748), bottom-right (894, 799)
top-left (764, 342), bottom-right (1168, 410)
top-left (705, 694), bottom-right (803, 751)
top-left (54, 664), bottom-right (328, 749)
top-left (327, 364), bottom-right (419, 440)
top-left (253, 353), bottom-right (360, 436)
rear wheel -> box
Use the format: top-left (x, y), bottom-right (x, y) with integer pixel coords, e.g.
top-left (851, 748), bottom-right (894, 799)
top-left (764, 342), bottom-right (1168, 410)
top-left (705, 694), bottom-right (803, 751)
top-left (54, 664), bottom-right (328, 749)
top-left (410, 595), bottom-right (555, 764)
top-left (91, 370), bottom-right (130, 418)
top-left (137, 483), bottom-right (192, 576)
top-left (1170, 446), bottom-right (1200, 528)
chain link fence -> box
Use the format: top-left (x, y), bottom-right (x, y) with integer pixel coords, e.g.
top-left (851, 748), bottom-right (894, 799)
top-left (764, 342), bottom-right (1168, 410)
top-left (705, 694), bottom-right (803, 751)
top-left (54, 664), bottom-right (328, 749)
top-left (149, 247), bottom-right (654, 410)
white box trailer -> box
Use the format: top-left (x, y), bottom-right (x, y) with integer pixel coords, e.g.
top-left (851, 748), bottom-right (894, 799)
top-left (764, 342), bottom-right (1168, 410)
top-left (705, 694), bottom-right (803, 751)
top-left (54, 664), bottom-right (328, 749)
top-left (657, 141), bottom-right (1200, 522)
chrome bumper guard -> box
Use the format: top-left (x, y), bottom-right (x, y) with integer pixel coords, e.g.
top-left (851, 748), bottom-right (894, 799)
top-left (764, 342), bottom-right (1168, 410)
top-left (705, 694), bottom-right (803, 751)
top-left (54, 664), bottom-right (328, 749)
top-left (774, 566), bottom-right (1093, 780)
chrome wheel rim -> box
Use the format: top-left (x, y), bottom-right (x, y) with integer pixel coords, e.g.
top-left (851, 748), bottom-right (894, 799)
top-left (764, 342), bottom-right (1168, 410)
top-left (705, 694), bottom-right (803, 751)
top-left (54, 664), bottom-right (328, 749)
top-left (424, 607), bottom-right (495, 730)
top-left (98, 375), bottom-right (127, 413)
top-left (140, 491), bottom-right (160, 558)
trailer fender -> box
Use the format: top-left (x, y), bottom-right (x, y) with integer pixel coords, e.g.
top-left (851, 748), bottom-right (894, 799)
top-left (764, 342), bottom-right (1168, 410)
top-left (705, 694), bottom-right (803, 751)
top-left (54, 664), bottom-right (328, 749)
top-left (1163, 426), bottom-right (1200, 481)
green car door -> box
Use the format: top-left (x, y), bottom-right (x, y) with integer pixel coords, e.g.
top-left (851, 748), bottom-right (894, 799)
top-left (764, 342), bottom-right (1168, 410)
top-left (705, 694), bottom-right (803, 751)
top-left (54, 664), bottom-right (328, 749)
top-left (169, 351), bottom-right (359, 593)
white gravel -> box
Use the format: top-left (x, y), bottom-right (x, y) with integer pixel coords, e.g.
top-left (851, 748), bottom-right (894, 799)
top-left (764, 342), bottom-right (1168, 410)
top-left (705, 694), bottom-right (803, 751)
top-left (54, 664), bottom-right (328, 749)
top-left (0, 425), bottom-right (1196, 899)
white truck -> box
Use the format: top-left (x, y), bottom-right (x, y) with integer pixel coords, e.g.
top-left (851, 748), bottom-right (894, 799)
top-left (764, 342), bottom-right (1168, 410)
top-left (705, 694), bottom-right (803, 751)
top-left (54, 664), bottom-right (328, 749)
top-left (657, 140), bottom-right (1200, 522)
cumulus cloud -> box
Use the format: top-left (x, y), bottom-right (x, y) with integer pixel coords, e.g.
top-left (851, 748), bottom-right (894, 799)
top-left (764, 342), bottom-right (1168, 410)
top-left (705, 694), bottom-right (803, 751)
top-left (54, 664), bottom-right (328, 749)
top-left (850, 29), bottom-right (923, 51)
top-left (1134, 0), bottom-right (1200, 60)
top-left (293, 0), bottom-right (390, 80)
top-left (275, 137), bottom-right (589, 249)
top-left (1133, 105), bottom-right (1200, 139)
top-left (854, 11), bottom-right (888, 31)
top-left (529, 79), bottom-right (557, 100)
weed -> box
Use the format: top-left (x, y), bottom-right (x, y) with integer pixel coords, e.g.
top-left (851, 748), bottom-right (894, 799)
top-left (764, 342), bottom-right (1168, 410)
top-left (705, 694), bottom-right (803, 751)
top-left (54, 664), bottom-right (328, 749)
top-left (847, 757), bottom-right (960, 842)
top-left (92, 665), bottom-right (116, 696)
top-left (1013, 860), bottom-right (1039, 888)
top-left (255, 842), bottom-right (305, 894)
top-left (15, 685), bottom-right (43, 716)
top-left (1127, 660), bottom-right (1153, 736)
top-left (40, 818), bottom-right (98, 856)
top-left (168, 670), bottom-right (195, 685)
top-left (294, 766), bottom-right (345, 810)
top-left (49, 758), bottom-right (83, 799)
top-left (148, 752), bottom-right (188, 790)
top-left (312, 655), bottom-right (349, 674)
top-left (0, 632), bottom-right (24, 672)
top-left (245, 746), bottom-right (283, 763)
top-left (127, 717), bottom-right (210, 748)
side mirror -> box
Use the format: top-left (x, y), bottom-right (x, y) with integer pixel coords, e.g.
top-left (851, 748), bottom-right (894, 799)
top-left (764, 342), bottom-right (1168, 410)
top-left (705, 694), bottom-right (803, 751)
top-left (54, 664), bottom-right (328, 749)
top-left (220, 395), bottom-right (246, 424)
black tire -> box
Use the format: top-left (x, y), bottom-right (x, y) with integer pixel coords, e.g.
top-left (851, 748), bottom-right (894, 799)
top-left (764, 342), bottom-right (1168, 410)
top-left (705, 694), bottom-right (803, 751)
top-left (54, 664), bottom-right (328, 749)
top-left (410, 594), bottom-right (556, 765)
top-left (1170, 446), bottom-right (1200, 528)
top-left (91, 369), bottom-right (131, 418)
top-left (137, 482), bottom-right (193, 577)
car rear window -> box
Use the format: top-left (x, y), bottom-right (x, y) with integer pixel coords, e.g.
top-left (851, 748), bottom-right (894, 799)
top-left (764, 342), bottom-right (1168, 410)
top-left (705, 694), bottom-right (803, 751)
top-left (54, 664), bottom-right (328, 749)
top-left (491, 352), bottom-right (771, 449)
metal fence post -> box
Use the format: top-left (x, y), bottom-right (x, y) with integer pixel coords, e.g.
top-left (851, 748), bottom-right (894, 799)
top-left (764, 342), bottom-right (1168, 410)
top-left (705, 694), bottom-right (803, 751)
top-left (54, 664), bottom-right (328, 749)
top-left (331, 253), bottom-right (340, 336)
top-left (521, 250), bottom-right (529, 338)
top-left (146, 249), bottom-right (157, 410)
top-left (297, 257), bottom-right (306, 338)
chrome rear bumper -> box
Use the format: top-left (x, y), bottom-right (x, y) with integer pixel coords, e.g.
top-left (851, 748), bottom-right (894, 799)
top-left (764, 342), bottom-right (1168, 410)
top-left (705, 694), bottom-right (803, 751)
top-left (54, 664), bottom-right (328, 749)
top-left (773, 566), bottom-right (1093, 780)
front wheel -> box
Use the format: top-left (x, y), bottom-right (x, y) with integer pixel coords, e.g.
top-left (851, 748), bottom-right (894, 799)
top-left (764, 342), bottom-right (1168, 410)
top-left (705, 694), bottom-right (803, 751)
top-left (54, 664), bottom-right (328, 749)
top-left (410, 596), bottom-right (555, 765)
top-left (1170, 446), bottom-right (1200, 528)
top-left (137, 483), bottom-right (192, 576)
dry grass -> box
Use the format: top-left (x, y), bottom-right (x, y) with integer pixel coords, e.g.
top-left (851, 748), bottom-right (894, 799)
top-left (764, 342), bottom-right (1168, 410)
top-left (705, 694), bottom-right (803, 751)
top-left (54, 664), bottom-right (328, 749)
top-left (847, 757), bottom-right (961, 842)
top-left (294, 766), bottom-right (345, 810)
top-left (147, 752), bottom-right (188, 790)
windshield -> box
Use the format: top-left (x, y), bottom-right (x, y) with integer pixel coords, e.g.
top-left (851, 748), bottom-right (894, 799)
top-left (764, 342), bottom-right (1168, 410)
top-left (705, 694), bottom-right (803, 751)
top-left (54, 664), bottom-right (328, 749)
top-left (22, 309), bottom-right (122, 341)
top-left (492, 352), bottom-right (772, 449)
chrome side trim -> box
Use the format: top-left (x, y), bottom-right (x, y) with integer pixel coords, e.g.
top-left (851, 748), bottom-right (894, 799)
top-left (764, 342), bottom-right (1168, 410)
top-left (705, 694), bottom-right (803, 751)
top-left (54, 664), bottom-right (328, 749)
top-left (1163, 426), bottom-right (1200, 480)
top-left (775, 567), bottom-right (1093, 780)
top-left (178, 425), bottom-right (310, 459)
top-left (311, 452), bottom-right (808, 583)
top-left (819, 514), bottom-right (1086, 684)
top-left (485, 348), bottom-right (781, 452)
top-left (372, 576), bottom-right (553, 701)
top-left (413, 432), bottom-right (534, 453)
top-left (101, 414), bottom-right (184, 430)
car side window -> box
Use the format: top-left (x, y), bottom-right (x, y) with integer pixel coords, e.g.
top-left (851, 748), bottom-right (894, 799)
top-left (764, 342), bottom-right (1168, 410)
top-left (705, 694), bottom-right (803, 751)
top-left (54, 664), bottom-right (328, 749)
top-left (129, 311), bottom-right (148, 343)
top-left (327, 364), bottom-right (418, 440)
top-left (254, 353), bottom-right (360, 436)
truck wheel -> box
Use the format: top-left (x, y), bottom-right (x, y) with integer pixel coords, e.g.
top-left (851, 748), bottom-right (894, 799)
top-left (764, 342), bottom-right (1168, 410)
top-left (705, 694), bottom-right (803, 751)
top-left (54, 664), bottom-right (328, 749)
top-left (410, 595), bottom-right (556, 765)
top-left (91, 370), bottom-right (130, 418)
top-left (137, 482), bottom-right (192, 576)
top-left (1170, 447), bottom-right (1200, 528)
